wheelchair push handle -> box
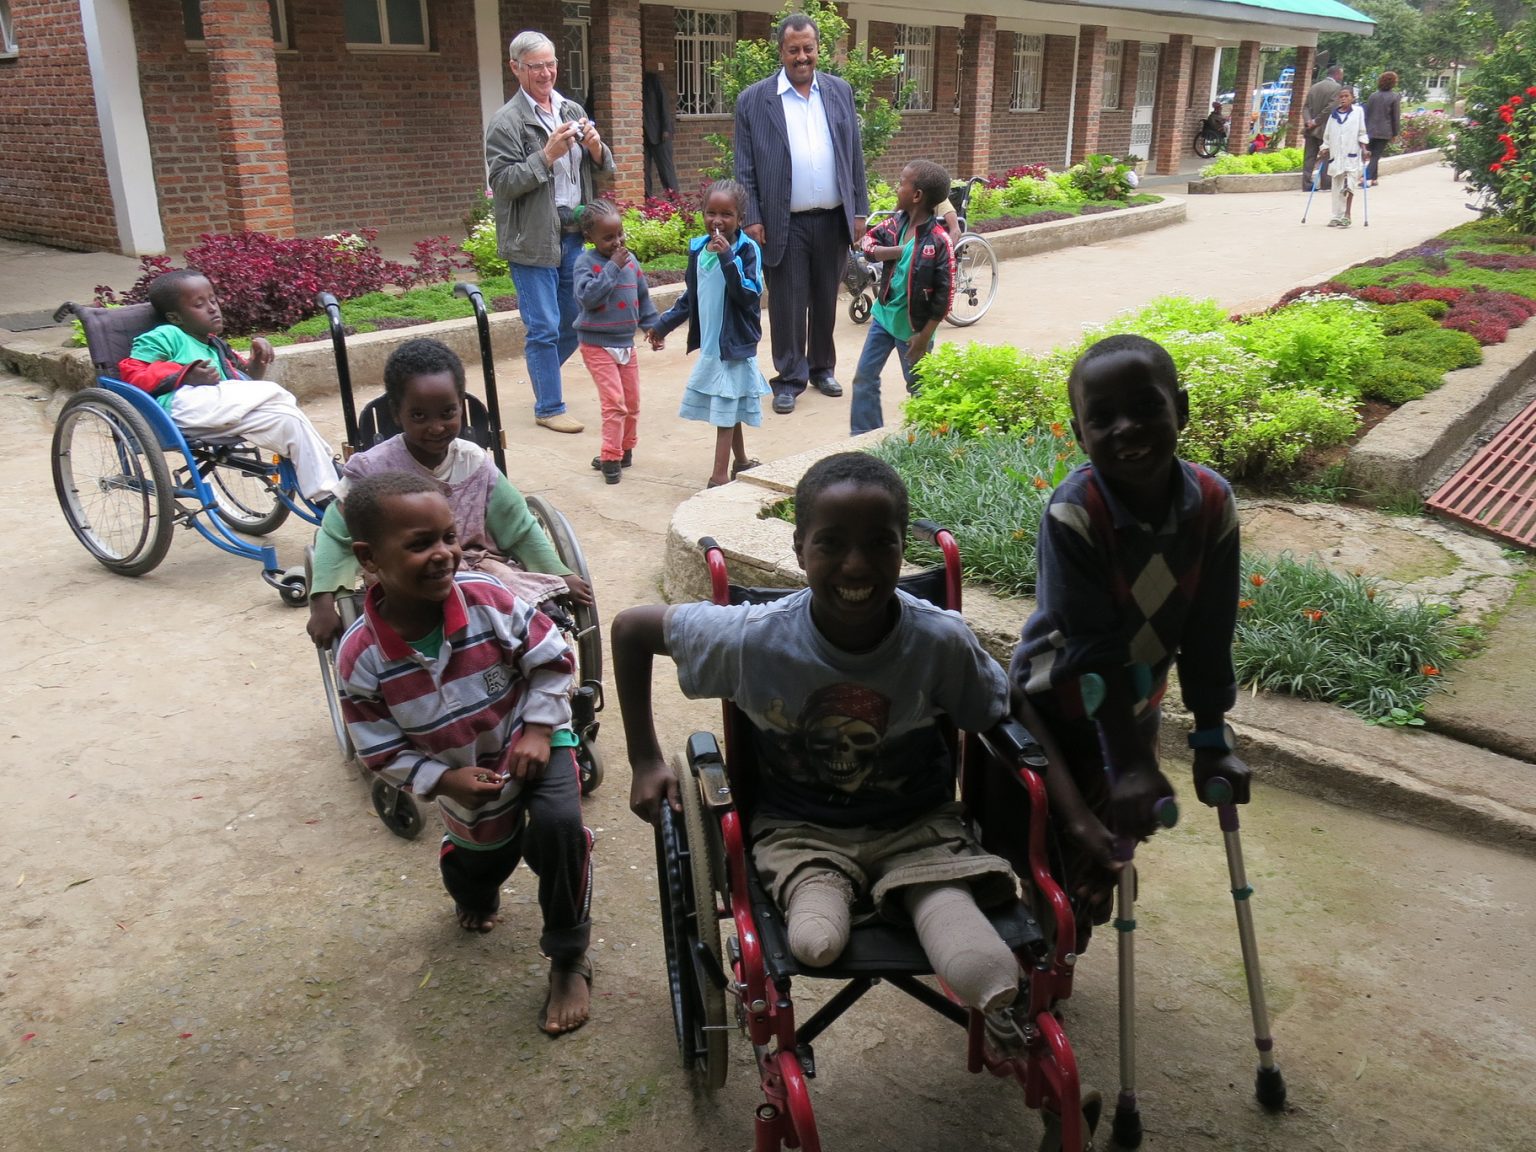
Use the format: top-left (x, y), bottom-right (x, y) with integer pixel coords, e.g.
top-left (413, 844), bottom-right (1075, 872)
top-left (315, 291), bottom-right (360, 450)
top-left (452, 282), bottom-right (507, 475)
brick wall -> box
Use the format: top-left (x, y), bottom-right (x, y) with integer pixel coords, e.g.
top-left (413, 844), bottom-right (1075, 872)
top-left (664, 8), bottom-right (772, 193)
top-left (875, 21), bottom-right (961, 183)
top-left (0, 0), bottom-right (119, 250)
top-left (989, 32), bottom-right (1074, 170)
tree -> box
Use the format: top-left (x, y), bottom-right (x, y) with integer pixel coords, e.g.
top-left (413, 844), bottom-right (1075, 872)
top-left (704, 0), bottom-right (904, 182)
top-left (1318, 0), bottom-right (1429, 96)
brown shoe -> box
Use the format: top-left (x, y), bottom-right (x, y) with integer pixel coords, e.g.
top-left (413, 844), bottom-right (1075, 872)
top-left (536, 413), bottom-right (584, 434)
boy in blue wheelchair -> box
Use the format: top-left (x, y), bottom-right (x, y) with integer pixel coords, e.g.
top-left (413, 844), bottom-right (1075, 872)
top-left (305, 338), bottom-right (592, 649)
top-left (615, 451), bottom-right (1030, 1051)
top-left (117, 269), bottom-right (339, 503)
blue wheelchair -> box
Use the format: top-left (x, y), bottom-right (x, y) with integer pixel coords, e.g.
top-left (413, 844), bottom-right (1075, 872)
top-left (51, 302), bottom-right (325, 604)
top-left (310, 284), bottom-right (605, 839)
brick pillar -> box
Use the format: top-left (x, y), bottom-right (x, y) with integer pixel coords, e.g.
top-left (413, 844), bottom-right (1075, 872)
top-left (1149, 33), bottom-right (1193, 175)
top-left (956, 15), bottom-right (996, 177)
top-left (1072, 25), bottom-right (1107, 163)
top-left (1232, 39), bottom-right (1262, 147)
top-left (203, 0), bottom-right (294, 235)
top-left (592, 0), bottom-right (644, 203)
top-left (1288, 45), bottom-right (1315, 149)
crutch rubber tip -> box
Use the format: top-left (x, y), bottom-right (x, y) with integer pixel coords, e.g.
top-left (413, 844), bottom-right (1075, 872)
top-left (1256, 1065), bottom-right (1287, 1111)
top-left (1111, 1098), bottom-right (1144, 1148)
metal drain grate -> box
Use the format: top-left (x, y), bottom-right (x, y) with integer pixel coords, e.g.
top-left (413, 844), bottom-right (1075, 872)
top-left (1428, 396), bottom-right (1536, 547)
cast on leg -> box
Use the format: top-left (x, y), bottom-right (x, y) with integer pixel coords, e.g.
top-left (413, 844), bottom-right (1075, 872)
top-left (903, 881), bottom-right (1018, 1013)
top-left (785, 869), bottom-right (855, 967)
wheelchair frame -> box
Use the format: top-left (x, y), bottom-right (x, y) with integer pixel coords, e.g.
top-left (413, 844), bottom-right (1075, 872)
top-left (652, 525), bottom-right (1095, 1152)
top-left (844, 175), bottom-right (999, 330)
top-left (310, 284), bottom-right (606, 837)
top-left (51, 301), bottom-right (327, 604)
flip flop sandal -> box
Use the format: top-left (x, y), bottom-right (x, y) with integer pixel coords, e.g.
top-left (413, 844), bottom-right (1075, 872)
top-left (731, 458), bottom-right (762, 479)
top-left (539, 953), bottom-right (593, 1037)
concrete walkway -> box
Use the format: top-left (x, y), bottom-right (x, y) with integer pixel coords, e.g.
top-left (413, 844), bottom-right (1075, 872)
top-left (6, 160), bottom-right (1532, 851)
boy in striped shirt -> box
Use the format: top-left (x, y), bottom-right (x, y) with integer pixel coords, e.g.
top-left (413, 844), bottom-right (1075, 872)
top-left (336, 471), bottom-right (593, 1036)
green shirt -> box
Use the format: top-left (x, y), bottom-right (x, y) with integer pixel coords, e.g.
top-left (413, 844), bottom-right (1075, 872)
top-left (871, 223), bottom-right (914, 342)
top-left (127, 324), bottom-right (225, 412)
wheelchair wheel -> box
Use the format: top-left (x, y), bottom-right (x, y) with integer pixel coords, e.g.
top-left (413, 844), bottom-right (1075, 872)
top-left (654, 762), bottom-right (728, 1090)
top-left (525, 495), bottom-right (602, 685)
top-left (52, 389), bottom-right (176, 577)
top-left (848, 292), bottom-right (872, 325)
top-left (1193, 131), bottom-right (1224, 159)
top-left (575, 736), bottom-right (604, 797)
top-left (317, 642), bottom-right (356, 762)
top-left (1038, 1086), bottom-right (1102, 1152)
top-left (371, 777), bottom-right (424, 840)
top-left (203, 446), bottom-right (290, 535)
top-left (945, 234), bottom-right (998, 327)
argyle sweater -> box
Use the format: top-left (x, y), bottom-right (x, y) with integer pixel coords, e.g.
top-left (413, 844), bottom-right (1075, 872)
top-left (337, 572), bottom-right (575, 849)
top-left (1010, 460), bottom-right (1240, 727)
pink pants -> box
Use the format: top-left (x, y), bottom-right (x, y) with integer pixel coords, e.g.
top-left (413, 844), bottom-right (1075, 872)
top-left (580, 344), bottom-right (639, 463)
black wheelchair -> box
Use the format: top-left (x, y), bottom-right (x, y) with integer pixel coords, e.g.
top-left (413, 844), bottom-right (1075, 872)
top-left (311, 284), bottom-right (605, 839)
top-left (653, 525), bottom-right (1097, 1151)
top-left (51, 302), bottom-right (326, 603)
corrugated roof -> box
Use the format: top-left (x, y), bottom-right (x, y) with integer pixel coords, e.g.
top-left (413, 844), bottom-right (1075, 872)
top-left (1218, 0), bottom-right (1374, 24)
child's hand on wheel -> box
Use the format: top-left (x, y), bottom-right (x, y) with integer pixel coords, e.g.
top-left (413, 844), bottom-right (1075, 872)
top-left (306, 593), bottom-right (344, 648)
top-left (629, 755), bottom-right (681, 825)
top-left (561, 573), bottom-right (594, 605)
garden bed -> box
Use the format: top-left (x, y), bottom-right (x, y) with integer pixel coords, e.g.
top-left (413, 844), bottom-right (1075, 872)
top-left (1186, 147), bottom-right (1442, 194)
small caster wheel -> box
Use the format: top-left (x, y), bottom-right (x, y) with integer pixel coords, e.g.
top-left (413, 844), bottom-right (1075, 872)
top-left (1038, 1087), bottom-right (1102, 1152)
top-left (278, 565), bottom-right (309, 606)
top-left (1111, 1094), bottom-right (1142, 1148)
top-left (371, 778), bottom-right (424, 840)
top-left (1256, 1065), bottom-right (1287, 1111)
top-left (848, 292), bottom-right (872, 324)
top-left (577, 738), bottom-right (604, 797)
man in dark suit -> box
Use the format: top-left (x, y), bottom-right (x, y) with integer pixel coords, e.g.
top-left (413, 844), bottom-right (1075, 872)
top-left (643, 63), bottom-right (678, 198)
top-left (1303, 66), bottom-right (1342, 193)
top-left (734, 13), bottom-right (869, 414)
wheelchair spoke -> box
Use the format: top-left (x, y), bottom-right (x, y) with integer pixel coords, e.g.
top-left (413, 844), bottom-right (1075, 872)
top-left (60, 405), bottom-right (156, 561)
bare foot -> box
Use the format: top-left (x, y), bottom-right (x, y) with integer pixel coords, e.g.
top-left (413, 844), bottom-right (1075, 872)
top-left (455, 905), bottom-right (499, 933)
top-left (540, 957), bottom-right (592, 1036)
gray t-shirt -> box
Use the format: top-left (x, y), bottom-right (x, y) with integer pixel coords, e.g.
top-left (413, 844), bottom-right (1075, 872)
top-left (666, 588), bottom-right (1009, 827)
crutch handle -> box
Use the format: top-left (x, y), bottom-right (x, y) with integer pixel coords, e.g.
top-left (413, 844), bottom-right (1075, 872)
top-left (1206, 776), bottom-right (1235, 806)
top-left (1154, 796), bottom-right (1179, 829)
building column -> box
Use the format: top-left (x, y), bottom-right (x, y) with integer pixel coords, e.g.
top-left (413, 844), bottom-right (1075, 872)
top-left (956, 14), bottom-right (996, 178)
top-left (1288, 45), bottom-right (1315, 148)
top-left (1232, 38), bottom-right (1262, 145)
top-left (1071, 25), bottom-right (1107, 163)
top-left (203, 0), bottom-right (294, 236)
top-left (1149, 32), bottom-right (1193, 174)
top-left (591, 0), bottom-right (643, 203)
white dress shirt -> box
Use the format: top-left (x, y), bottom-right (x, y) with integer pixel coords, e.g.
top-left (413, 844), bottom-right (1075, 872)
top-left (522, 86), bottom-right (583, 209)
top-left (777, 69), bottom-right (841, 213)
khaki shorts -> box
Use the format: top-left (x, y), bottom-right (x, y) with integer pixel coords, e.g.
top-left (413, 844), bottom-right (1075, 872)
top-left (752, 802), bottom-right (1018, 922)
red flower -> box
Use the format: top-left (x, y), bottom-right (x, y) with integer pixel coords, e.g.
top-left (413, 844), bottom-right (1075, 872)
top-left (1302, 608), bottom-right (1326, 622)
top-left (1513, 95), bottom-right (1525, 106)
top-left (1527, 87), bottom-right (1536, 96)
top-left (1250, 573), bottom-right (1267, 587)
top-left (1492, 163), bottom-right (1505, 172)
top-left (1499, 134), bottom-right (1514, 144)
top-left (1237, 598), bottom-right (1255, 610)
top-left (1500, 108), bottom-right (1515, 124)
top-left (1422, 665), bottom-right (1440, 677)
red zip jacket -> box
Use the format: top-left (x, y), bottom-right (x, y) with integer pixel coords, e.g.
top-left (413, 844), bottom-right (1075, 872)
top-left (867, 211), bottom-right (955, 331)
top-left (117, 329), bottom-right (252, 398)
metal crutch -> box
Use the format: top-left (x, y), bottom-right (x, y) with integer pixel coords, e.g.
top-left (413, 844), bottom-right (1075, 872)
top-left (1300, 160), bottom-right (1328, 224)
top-left (1361, 169), bottom-right (1370, 228)
top-left (1206, 775), bottom-right (1288, 1110)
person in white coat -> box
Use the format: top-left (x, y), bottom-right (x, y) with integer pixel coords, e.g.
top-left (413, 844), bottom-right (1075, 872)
top-left (1320, 86), bottom-right (1370, 228)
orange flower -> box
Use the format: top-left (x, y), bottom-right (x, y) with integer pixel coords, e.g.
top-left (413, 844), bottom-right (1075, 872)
top-left (1238, 598), bottom-right (1255, 609)
top-left (1050, 422), bottom-right (1066, 438)
top-left (1302, 608), bottom-right (1325, 622)
top-left (907, 432), bottom-right (916, 444)
top-left (1366, 587), bottom-right (1377, 600)
top-left (1025, 435), bottom-right (1037, 446)
top-left (1012, 528), bottom-right (1029, 541)
top-left (1422, 664), bottom-right (1440, 677)
top-left (1032, 476), bottom-right (1049, 489)
top-left (1250, 573), bottom-right (1267, 587)
top-left (938, 422), bottom-right (950, 435)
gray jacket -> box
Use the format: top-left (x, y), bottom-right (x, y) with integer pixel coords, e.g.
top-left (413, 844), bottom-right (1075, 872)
top-left (1304, 76), bottom-right (1341, 141)
top-left (485, 90), bottom-right (616, 268)
top-left (1364, 89), bottom-right (1401, 140)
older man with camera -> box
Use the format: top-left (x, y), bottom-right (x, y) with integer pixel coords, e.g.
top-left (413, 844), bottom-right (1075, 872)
top-left (486, 30), bottom-right (615, 434)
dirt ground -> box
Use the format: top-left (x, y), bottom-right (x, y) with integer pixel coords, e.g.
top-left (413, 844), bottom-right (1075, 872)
top-left (4, 169), bottom-right (1534, 1151)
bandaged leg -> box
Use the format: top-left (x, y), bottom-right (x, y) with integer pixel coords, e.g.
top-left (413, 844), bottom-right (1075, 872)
top-left (904, 881), bottom-right (1019, 1013)
top-left (785, 869), bottom-right (855, 968)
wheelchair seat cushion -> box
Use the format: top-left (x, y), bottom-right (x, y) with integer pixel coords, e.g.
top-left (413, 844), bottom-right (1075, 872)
top-left (747, 854), bottom-right (1041, 981)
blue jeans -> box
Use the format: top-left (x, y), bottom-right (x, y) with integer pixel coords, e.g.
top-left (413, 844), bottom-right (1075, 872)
top-left (509, 232), bottom-right (583, 418)
top-left (850, 319), bottom-right (917, 435)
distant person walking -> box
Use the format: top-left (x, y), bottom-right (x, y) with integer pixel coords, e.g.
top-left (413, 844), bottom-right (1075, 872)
top-left (1364, 71), bottom-right (1402, 185)
top-left (486, 30), bottom-right (615, 435)
top-left (642, 63), bottom-right (678, 198)
top-left (1321, 86), bottom-right (1370, 228)
top-left (734, 13), bottom-right (869, 415)
top-left (1303, 65), bottom-right (1343, 193)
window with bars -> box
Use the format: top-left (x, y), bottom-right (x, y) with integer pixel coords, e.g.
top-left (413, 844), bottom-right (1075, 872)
top-left (1011, 33), bottom-right (1043, 112)
top-left (0, 0), bottom-right (17, 58)
top-left (342, 0), bottom-right (428, 49)
top-left (561, 3), bottom-right (590, 102)
top-left (894, 25), bottom-right (933, 112)
top-left (182, 0), bottom-right (290, 49)
top-left (1103, 40), bottom-right (1123, 110)
top-left (674, 9), bottom-right (734, 115)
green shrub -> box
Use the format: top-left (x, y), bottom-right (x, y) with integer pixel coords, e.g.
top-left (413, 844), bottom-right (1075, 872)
top-left (1235, 552), bottom-right (1460, 724)
top-left (999, 175), bottom-right (1076, 209)
top-left (906, 342), bottom-right (1067, 436)
top-left (1384, 327), bottom-right (1484, 372)
top-left (1086, 295), bottom-right (1229, 343)
top-left (1356, 356), bottom-right (1447, 404)
top-left (621, 205), bottom-right (699, 263)
top-left (1232, 295), bottom-right (1385, 397)
top-left (1199, 147), bottom-right (1305, 177)
top-left (461, 219), bottom-right (507, 278)
top-left (1374, 302), bottom-right (1440, 334)
top-left (1067, 154), bottom-right (1134, 200)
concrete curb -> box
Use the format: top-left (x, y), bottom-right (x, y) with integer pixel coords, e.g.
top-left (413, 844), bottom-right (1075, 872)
top-left (663, 437), bottom-right (1536, 860)
top-left (1, 199), bottom-right (1184, 400)
top-left (1346, 320), bottom-right (1536, 496)
top-left (1185, 147), bottom-right (1443, 194)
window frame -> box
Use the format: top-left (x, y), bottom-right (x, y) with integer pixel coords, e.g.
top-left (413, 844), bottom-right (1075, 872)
top-left (674, 7), bottom-right (735, 117)
top-left (893, 24), bottom-right (934, 113)
top-left (181, 0), bottom-right (290, 50)
top-left (561, 2), bottom-right (590, 103)
top-left (0, 0), bottom-right (18, 60)
top-left (342, 0), bottom-right (430, 52)
top-left (1102, 39), bottom-right (1123, 111)
top-left (1011, 33), bottom-right (1044, 113)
